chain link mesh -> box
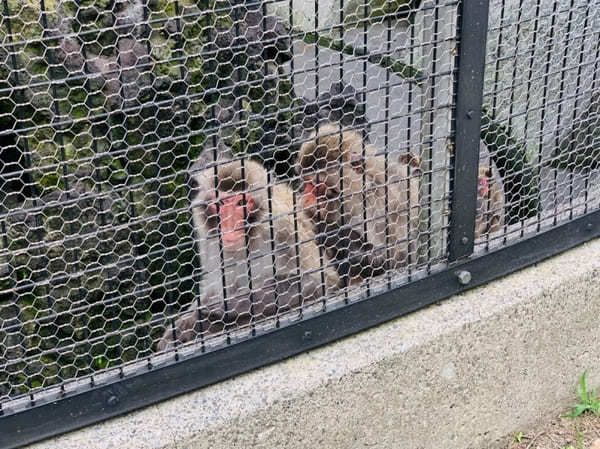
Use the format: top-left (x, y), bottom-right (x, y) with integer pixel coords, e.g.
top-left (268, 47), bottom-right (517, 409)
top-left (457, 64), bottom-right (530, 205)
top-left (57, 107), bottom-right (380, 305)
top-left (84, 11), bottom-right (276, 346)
top-left (0, 0), bottom-right (597, 421)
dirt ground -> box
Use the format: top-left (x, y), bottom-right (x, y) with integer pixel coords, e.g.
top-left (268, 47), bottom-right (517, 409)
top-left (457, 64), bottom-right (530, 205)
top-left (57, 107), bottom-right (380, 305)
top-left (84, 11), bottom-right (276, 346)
top-left (505, 414), bottom-right (600, 449)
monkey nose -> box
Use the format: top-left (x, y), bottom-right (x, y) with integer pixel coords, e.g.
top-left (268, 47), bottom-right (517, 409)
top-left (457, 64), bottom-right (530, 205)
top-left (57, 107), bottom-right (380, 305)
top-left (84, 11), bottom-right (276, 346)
top-left (303, 192), bottom-right (316, 208)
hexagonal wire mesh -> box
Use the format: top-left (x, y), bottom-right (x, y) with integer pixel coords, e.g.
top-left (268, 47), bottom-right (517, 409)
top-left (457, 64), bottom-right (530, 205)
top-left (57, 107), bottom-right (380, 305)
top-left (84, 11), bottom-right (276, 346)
top-left (480, 0), bottom-right (600, 248)
top-left (0, 0), bottom-right (598, 438)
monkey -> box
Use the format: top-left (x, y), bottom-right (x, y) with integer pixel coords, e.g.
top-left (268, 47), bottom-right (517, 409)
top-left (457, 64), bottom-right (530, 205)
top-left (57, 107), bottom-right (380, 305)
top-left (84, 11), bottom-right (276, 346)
top-left (314, 223), bottom-right (386, 284)
top-left (475, 164), bottom-right (505, 238)
top-left (296, 123), bottom-right (421, 285)
top-left (158, 153), bottom-right (341, 350)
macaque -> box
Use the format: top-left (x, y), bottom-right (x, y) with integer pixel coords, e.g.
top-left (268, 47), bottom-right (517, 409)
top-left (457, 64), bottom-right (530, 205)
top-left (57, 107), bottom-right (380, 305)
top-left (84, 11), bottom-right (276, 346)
top-left (315, 224), bottom-right (386, 283)
top-left (296, 123), bottom-right (421, 284)
top-left (475, 164), bottom-right (505, 238)
top-left (158, 154), bottom-right (340, 350)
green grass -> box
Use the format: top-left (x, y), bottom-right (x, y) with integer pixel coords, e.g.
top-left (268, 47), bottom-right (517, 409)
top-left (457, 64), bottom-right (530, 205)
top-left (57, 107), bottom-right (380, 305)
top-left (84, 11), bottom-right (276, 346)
top-left (563, 371), bottom-right (600, 418)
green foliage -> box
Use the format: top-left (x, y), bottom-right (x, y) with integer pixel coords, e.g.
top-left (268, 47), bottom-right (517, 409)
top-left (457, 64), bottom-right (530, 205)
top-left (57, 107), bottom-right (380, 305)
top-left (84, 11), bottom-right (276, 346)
top-left (93, 355), bottom-right (108, 370)
top-left (1, 0), bottom-right (307, 398)
top-left (563, 371), bottom-right (600, 418)
top-left (344, 0), bottom-right (421, 21)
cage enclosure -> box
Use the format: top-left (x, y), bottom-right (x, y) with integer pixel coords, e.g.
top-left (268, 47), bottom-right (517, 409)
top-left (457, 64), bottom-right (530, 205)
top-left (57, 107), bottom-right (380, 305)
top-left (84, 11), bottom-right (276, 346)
top-left (0, 0), bottom-right (599, 446)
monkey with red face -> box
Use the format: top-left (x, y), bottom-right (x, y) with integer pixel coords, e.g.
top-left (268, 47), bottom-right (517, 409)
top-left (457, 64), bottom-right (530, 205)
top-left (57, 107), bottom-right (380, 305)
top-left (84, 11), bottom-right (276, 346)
top-left (158, 154), bottom-right (341, 350)
top-left (475, 165), bottom-right (505, 238)
top-left (297, 123), bottom-right (421, 285)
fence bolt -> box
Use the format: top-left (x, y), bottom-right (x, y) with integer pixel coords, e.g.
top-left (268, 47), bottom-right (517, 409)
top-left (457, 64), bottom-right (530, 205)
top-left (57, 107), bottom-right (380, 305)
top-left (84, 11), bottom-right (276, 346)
top-left (456, 270), bottom-right (471, 285)
top-left (303, 331), bottom-right (312, 341)
top-left (586, 223), bottom-right (594, 231)
top-left (466, 110), bottom-right (474, 119)
top-left (107, 395), bottom-right (119, 406)
top-left (461, 236), bottom-right (469, 245)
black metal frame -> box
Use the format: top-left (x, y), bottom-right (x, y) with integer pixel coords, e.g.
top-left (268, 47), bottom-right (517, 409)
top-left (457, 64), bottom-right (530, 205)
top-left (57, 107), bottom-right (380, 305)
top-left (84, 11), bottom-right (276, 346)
top-left (448, 0), bottom-right (490, 261)
top-left (2, 0), bottom-right (600, 447)
top-left (2, 209), bottom-right (599, 449)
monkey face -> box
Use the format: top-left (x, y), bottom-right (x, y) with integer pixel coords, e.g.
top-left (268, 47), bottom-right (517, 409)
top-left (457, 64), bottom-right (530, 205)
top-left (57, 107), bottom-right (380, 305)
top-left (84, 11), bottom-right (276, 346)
top-left (189, 159), bottom-right (268, 252)
top-left (199, 190), bottom-right (259, 250)
top-left (301, 175), bottom-right (342, 226)
top-left (478, 173), bottom-right (490, 196)
top-left (302, 179), bottom-right (326, 209)
top-left (476, 168), bottom-right (492, 214)
top-left (474, 165), bottom-right (506, 237)
top-left (214, 193), bottom-right (257, 248)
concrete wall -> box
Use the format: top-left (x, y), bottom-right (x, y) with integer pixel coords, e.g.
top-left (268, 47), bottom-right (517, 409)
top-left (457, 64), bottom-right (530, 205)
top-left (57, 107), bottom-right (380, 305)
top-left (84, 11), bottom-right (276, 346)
top-left (28, 237), bottom-right (600, 449)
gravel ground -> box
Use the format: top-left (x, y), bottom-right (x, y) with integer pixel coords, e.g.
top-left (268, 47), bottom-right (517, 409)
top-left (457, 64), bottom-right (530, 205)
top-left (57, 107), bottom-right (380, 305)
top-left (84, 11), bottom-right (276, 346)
top-left (505, 414), bottom-right (600, 449)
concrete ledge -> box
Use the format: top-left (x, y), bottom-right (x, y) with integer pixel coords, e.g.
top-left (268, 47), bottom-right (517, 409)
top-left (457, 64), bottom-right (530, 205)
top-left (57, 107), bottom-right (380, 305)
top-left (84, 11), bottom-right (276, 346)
top-left (28, 238), bottom-right (600, 449)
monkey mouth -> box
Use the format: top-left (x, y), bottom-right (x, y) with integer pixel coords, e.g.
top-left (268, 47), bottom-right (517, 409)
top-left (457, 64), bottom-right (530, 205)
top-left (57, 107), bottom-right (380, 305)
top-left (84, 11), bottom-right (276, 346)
top-left (302, 192), bottom-right (329, 220)
top-left (303, 192), bottom-right (317, 208)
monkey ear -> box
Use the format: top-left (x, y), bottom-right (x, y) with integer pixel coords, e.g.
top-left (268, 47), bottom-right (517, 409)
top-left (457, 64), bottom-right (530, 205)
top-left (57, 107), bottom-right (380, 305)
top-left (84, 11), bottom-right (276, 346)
top-left (349, 153), bottom-right (364, 174)
top-left (399, 152), bottom-right (421, 169)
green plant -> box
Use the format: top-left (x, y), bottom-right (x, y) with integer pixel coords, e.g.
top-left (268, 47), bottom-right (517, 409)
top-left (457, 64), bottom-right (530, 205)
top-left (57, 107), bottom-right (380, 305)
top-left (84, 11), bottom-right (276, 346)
top-left (563, 371), bottom-right (600, 418)
top-left (93, 356), bottom-right (108, 370)
top-left (514, 431), bottom-right (524, 443)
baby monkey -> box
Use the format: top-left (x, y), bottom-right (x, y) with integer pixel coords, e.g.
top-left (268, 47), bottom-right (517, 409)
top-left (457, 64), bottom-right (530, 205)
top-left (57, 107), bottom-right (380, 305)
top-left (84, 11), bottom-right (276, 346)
top-left (158, 154), bottom-right (340, 350)
top-left (296, 123), bottom-right (421, 285)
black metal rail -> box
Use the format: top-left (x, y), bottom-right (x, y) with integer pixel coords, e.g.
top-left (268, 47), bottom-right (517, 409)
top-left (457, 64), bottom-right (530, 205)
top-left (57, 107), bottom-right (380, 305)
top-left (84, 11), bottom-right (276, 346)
top-left (448, 0), bottom-right (490, 261)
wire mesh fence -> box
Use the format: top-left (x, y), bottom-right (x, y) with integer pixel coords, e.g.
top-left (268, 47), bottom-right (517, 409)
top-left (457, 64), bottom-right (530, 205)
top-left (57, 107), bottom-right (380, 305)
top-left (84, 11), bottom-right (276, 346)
top-left (0, 0), bottom-right (598, 444)
top-left (480, 0), bottom-right (600, 248)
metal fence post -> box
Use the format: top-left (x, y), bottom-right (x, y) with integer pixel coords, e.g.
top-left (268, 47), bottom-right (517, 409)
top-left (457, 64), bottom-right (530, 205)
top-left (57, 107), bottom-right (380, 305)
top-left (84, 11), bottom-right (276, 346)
top-left (448, 0), bottom-right (490, 261)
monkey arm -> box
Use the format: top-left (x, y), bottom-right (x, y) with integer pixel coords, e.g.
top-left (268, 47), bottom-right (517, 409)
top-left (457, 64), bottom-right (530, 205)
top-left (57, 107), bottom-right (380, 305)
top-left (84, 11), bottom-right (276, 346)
top-left (316, 224), bottom-right (386, 283)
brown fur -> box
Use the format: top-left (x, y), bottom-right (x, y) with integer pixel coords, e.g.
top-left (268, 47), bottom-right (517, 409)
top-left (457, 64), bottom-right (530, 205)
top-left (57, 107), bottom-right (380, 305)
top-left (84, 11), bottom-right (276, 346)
top-left (475, 165), bottom-right (505, 238)
top-left (158, 158), bottom-right (341, 350)
top-left (296, 123), bottom-right (421, 284)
